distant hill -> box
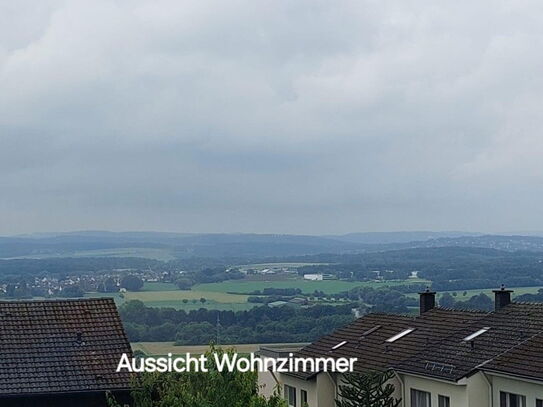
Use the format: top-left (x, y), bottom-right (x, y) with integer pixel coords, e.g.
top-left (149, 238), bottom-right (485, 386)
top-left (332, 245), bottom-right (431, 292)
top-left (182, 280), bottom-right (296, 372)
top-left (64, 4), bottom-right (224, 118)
top-left (2, 231), bottom-right (543, 260)
top-left (328, 231), bottom-right (480, 244)
top-left (0, 232), bottom-right (369, 259)
top-left (403, 234), bottom-right (543, 252)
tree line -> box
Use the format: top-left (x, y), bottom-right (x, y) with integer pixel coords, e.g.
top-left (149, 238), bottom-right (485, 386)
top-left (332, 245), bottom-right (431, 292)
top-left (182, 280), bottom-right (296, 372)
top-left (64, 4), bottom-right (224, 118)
top-left (120, 300), bottom-right (355, 344)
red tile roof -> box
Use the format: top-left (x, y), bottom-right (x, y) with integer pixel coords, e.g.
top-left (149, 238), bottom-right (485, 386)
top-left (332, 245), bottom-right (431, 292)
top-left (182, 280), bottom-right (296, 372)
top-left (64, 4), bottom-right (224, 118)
top-left (0, 298), bottom-right (133, 396)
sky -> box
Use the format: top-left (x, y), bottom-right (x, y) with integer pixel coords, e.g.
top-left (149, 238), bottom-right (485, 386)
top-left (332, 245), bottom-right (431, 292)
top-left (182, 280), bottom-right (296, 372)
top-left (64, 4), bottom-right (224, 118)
top-left (1, 0), bottom-right (543, 235)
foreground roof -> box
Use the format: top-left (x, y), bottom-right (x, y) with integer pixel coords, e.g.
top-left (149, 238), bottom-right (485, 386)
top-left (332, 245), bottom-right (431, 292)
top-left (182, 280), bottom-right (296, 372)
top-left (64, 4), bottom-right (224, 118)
top-left (394, 303), bottom-right (543, 381)
top-left (0, 298), bottom-right (132, 397)
top-left (287, 307), bottom-right (488, 380)
top-left (479, 331), bottom-right (543, 381)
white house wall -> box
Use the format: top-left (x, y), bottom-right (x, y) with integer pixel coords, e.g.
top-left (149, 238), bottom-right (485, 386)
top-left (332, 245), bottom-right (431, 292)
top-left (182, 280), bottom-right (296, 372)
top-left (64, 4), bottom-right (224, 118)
top-left (402, 374), bottom-right (468, 407)
top-left (489, 374), bottom-right (543, 407)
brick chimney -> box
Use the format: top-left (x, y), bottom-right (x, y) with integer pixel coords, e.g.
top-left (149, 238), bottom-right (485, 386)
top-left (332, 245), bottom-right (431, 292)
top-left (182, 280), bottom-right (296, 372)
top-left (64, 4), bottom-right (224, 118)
top-left (419, 287), bottom-right (436, 314)
top-left (493, 285), bottom-right (513, 311)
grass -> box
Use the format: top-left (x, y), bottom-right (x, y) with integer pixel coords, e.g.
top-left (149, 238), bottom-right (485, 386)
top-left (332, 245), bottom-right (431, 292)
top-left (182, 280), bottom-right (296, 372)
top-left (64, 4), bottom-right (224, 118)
top-left (236, 262), bottom-right (328, 271)
top-left (124, 289), bottom-right (249, 303)
top-left (142, 282), bottom-right (178, 291)
top-left (37, 278), bottom-right (430, 312)
top-left (195, 278), bottom-right (429, 295)
top-left (140, 300), bottom-right (255, 311)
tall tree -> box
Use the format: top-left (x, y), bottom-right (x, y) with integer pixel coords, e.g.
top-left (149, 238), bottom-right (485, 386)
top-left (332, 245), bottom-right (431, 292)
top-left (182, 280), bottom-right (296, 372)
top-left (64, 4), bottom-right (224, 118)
top-left (120, 275), bottom-right (144, 291)
top-left (335, 370), bottom-right (401, 407)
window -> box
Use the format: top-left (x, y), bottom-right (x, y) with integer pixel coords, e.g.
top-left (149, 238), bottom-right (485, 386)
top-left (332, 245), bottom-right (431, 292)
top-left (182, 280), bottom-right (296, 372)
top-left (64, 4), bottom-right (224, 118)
top-left (463, 327), bottom-right (490, 341)
top-left (386, 328), bottom-right (415, 343)
top-left (500, 391), bottom-right (526, 407)
top-left (332, 340), bottom-right (347, 350)
top-left (301, 390), bottom-right (308, 407)
top-left (411, 389), bottom-right (431, 407)
top-left (537, 400), bottom-right (543, 407)
top-left (438, 395), bottom-right (450, 407)
top-left (284, 385), bottom-right (296, 407)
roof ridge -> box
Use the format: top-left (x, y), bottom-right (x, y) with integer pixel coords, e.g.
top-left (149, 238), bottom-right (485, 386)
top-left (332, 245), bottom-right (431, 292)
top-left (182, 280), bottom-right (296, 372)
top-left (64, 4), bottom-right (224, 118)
top-left (432, 306), bottom-right (490, 314)
top-left (0, 297), bottom-right (114, 304)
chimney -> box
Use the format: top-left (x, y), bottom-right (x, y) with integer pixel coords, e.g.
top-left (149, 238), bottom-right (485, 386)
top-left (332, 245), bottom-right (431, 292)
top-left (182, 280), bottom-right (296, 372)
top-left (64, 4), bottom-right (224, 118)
top-left (493, 285), bottom-right (513, 311)
top-left (419, 287), bottom-right (436, 314)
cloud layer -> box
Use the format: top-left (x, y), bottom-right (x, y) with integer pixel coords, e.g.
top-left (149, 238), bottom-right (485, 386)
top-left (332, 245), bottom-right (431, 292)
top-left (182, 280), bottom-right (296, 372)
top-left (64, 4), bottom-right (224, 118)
top-left (1, 0), bottom-right (543, 234)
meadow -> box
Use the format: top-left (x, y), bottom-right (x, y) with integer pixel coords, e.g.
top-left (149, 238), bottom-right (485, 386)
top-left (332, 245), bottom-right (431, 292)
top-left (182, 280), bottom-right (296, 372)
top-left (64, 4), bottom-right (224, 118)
top-left (194, 278), bottom-right (429, 295)
top-left (79, 277), bottom-right (432, 310)
top-left (80, 281), bottom-right (543, 312)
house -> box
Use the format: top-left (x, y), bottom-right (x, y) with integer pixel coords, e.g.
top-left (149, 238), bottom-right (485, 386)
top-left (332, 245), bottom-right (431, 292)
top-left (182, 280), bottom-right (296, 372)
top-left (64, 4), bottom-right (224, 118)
top-left (289, 297), bottom-right (308, 306)
top-left (304, 274), bottom-right (324, 281)
top-left (0, 298), bottom-right (133, 407)
top-left (259, 287), bottom-right (543, 407)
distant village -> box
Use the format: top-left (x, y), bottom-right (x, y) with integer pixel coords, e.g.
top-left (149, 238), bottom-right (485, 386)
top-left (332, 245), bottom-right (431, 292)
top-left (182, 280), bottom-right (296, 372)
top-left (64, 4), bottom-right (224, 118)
top-left (0, 267), bottom-right (180, 298)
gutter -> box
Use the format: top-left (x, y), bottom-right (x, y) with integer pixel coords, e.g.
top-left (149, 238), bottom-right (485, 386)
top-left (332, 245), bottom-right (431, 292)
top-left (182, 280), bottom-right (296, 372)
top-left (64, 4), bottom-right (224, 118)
top-left (393, 371), bottom-right (405, 407)
top-left (480, 371), bottom-right (493, 407)
top-left (393, 369), bottom-right (461, 385)
top-left (326, 372), bottom-right (338, 400)
top-left (481, 369), bottom-right (543, 386)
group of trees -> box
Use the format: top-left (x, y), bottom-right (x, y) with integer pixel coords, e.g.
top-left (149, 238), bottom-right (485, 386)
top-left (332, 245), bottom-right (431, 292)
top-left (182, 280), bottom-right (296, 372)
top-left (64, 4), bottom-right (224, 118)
top-left (106, 344), bottom-right (400, 407)
top-left (439, 292), bottom-right (494, 311)
top-left (291, 247), bottom-right (543, 291)
top-left (107, 346), bottom-right (287, 407)
top-left (175, 267), bottom-right (244, 290)
top-left (120, 300), bottom-right (354, 344)
top-left (298, 264), bottom-right (411, 281)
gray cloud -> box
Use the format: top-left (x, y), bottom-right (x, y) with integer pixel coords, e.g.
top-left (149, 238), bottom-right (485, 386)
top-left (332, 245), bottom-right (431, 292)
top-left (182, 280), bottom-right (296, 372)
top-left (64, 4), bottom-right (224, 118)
top-left (1, 0), bottom-right (543, 235)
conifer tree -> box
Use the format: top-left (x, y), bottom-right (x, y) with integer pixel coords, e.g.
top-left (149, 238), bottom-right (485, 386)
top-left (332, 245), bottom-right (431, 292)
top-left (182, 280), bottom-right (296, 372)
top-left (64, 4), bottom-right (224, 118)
top-left (335, 370), bottom-right (401, 407)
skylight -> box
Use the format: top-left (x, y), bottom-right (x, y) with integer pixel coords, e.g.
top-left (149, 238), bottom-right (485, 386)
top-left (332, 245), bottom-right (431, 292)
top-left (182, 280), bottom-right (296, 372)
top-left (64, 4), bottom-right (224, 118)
top-left (463, 327), bottom-right (490, 341)
top-left (361, 325), bottom-right (382, 337)
top-left (386, 328), bottom-right (415, 343)
top-left (332, 341), bottom-right (348, 350)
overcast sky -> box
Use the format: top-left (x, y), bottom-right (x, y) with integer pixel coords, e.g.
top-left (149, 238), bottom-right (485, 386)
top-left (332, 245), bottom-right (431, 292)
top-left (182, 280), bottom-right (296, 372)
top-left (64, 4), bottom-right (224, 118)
top-left (1, 0), bottom-right (543, 235)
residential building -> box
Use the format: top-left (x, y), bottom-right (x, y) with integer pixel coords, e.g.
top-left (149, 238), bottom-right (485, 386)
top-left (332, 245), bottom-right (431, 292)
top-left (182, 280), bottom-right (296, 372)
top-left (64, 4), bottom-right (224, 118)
top-left (0, 298), bottom-right (133, 407)
top-left (259, 287), bottom-right (543, 407)
top-left (304, 274), bottom-right (324, 281)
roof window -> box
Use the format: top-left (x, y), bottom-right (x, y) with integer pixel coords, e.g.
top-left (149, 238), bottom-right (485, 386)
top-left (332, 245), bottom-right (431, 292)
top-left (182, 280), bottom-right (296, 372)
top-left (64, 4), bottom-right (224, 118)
top-left (332, 340), bottom-right (348, 350)
top-left (386, 328), bottom-right (415, 343)
top-left (463, 327), bottom-right (490, 341)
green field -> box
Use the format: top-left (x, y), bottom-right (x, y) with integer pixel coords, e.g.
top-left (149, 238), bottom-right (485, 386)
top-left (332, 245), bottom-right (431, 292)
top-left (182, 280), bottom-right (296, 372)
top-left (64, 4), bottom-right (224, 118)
top-left (236, 262), bottom-right (328, 271)
top-left (139, 301), bottom-right (256, 311)
top-left (70, 282), bottom-right (543, 312)
top-left (125, 289), bottom-right (248, 303)
top-left (195, 278), bottom-right (429, 295)
top-left (46, 277), bottom-right (431, 311)
top-left (103, 279), bottom-right (430, 310)
top-left (142, 282), bottom-right (178, 291)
